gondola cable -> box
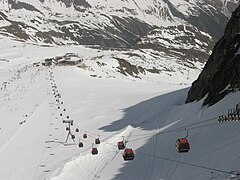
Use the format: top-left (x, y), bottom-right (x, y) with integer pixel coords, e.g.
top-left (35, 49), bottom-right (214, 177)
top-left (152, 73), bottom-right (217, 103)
top-left (71, 116), bottom-right (218, 140)
top-left (68, 117), bottom-right (221, 148)
top-left (128, 120), bottom-right (221, 143)
top-left (137, 151), bottom-right (231, 174)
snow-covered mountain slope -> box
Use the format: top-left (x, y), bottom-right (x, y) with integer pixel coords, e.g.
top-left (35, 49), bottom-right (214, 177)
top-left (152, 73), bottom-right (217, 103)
top-left (0, 0), bottom-right (239, 64)
top-left (0, 35), bottom-right (203, 82)
top-left (0, 35), bottom-right (240, 180)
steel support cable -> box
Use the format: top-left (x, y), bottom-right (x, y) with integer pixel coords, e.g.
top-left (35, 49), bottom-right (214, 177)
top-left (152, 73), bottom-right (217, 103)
top-left (51, 96), bottom-right (220, 151)
top-left (69, 129), bottom-right (119, 148)
top-left (131, 117), bottom-right (218, 137)
top-left (50, 69), bottom-right (222, 150)
top-left (128, 119), bottom-right (220, 143)
top-left (136, 151), bottom-right (231, 174)
top-left (165, 155), bottom-right (180, 180)
top-left (188, 122), bottom-right (220, 130)
top-left (72, 117), bottom-right (218, 141)
top-left (72, 124), bottom-right (133, 142)
top-left (128, 123), bottom-right (221, 143)
top-left (50, 66), bottom-right (220, 142)
top-left (48, 69), bottom-right (232, 176)
top-left (70, 118), bottom-right (219, 150)
top-left (88, 134), bottom-right (119, 147)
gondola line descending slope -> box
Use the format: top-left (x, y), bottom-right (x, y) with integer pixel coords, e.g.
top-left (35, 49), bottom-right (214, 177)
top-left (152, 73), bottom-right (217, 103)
top-left (49, 67), bottom-right (240, 180)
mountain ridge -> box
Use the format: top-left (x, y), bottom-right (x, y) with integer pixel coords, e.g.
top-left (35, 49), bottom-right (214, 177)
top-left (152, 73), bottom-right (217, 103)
top-left (0, 0), bottom-right (239, 65)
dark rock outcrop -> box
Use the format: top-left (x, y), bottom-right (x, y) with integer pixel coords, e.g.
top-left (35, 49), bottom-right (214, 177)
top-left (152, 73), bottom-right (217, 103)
top-left (73, 0), bottom-right (91, 9)
top-left (8, 0), bottom-right (43, 14)
top-left (115, 58), bottom-right (145, 78)
top-left (137, 25), bottom-right (214, 63)
top-left (204, 0), bottom-right (240, 16)
top-left (187, 8), bottom-right (229, 40)
top-left (186, 5), bottom-right (240, 106)
top-left (44, 0), bottom-right (91, 9)
top-left (56, 0), bottom-right (72, 7)
top-left (46, 16), bottom-right (153, 47)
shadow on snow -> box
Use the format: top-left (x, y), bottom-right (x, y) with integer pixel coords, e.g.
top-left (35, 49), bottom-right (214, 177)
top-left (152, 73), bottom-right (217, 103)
top-left (99, 88), bottom-right (190, 133)
top-left (98, 88), bottom-right (240, 180)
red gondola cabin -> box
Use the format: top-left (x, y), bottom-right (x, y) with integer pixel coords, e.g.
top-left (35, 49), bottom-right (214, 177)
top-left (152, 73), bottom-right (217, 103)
top-left (175, 138), bottom-right (190, 153)
top-left (122, 148), bottom-right (134, 161)
top-left (117, 141), bottom-right (125, 150)
top-left (91, 147), bottom-right (98, 155)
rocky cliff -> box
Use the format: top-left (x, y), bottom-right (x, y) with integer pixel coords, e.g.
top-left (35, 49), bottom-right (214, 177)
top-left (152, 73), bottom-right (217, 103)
top-left (186, 4), bottom-right (240, 106)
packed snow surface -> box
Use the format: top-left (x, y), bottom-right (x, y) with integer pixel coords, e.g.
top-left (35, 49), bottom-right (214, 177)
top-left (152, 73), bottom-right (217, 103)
top-left (0, 37), bottom-right (239, 180)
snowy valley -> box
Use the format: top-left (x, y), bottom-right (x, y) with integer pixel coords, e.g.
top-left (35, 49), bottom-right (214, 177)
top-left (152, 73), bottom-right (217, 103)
top-left (0, 0), bottom-right (240, 180)
top-left (0, 0), bottom-right (239, 63)
top-left (0, 35), bottom-right (239, 180)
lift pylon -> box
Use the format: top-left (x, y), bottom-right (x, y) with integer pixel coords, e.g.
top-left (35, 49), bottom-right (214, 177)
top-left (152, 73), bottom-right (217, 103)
top-left (63, 120), bottom-right (75, 143)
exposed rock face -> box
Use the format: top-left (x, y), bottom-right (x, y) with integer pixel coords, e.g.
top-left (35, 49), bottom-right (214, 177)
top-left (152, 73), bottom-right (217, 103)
top-left (204, 0), bottom-right (240, 17)
top-left (137, 25), bottom-right (214, 63)
top-left (48, 16), bottom-right (153, 47)
top-left (8, 0), bottom-right (43, 14)
top-left (56, 0), bottom-right (72, 7)
top-left (73, 0), bottom-right (91, 9)
top-left (186, 4), bottom-right (240, 106)
top-left (187, 8), bottom-right (228, 40)
top-left (53, 0), bottom-right (92, 9)
top-left (115, 58), bottom-right (145, 78)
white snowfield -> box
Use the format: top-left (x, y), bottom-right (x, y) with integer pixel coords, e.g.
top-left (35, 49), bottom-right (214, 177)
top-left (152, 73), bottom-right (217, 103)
top-left (0, 38), bottom-right (239, 180)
